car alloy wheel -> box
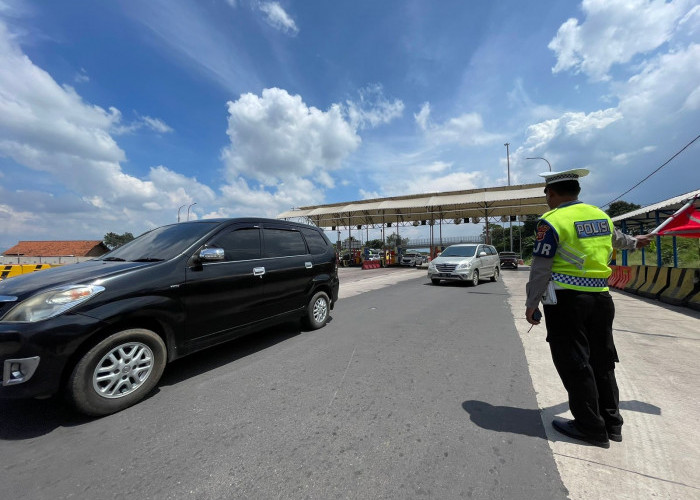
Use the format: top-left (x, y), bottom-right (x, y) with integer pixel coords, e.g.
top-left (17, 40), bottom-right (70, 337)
top-left (471, 269), bottom-right (479, 286)
top-left (68, 328), bottom-right (167, 416)
top-left (92, 342), bottom-right (155, 398)
top-left (304, 291), bottom-right (330, 330)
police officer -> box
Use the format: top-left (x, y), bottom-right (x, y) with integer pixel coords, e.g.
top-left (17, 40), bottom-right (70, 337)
top-left (525, 168), bottom-right (652, 448)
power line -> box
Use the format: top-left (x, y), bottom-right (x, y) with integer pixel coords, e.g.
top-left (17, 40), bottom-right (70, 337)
top-left (602, 134), bottom-right (700, 208)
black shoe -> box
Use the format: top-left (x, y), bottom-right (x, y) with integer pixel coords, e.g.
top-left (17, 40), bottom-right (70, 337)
top-left (552, 419), bottom-right (610, 448)
top-left (606, 426), bottom-right (622, 442)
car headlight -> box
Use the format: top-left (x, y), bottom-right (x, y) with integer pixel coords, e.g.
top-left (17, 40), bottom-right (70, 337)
top-left (428, 262), bottom-right (436, 270)
top-left (457, 261), bottom-right (472, 270)
top-left (2, 285), bottom-right (105, 322)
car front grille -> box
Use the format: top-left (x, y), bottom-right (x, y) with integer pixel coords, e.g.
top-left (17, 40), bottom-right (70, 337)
top-left (436, 264), bottom-right (457, 272)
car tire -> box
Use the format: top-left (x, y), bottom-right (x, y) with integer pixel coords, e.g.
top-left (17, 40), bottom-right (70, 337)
top-left (303, 291), bottom-right (330, 330)
top-left (431, 278), bottom-right (440, 285)
top-left (470, 269), bottom-right (479, 286)
top-left (491, 267), bottom-right (499, 282)
top-left (67, 328), bottom-right (167, 417)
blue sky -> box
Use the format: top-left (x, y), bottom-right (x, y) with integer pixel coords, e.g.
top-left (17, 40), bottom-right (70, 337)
top-left (0, 0), bottom-right (698, 250)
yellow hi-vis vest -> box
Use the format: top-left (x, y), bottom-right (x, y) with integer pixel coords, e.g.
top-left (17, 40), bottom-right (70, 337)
top-left (541, 202), bottom-right (613, 292)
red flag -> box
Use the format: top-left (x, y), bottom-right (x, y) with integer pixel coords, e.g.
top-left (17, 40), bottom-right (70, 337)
top-left (652, 196), bottom-right (700, 238)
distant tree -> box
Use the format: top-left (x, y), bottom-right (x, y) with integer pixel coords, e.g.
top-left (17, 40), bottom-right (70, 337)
top-left (104, 232), bottom-right (135, 250)
top-left (386, 233), bottom-right (409, 248)
top-left (365, 239), bottom-right (384, 249)
top-left (606, 201), bottom-right (641, 218)
top-left (341, 236), bottom-right (360, 250)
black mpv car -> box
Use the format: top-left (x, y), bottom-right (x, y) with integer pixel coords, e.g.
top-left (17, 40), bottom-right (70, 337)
top-left (0, 218), bottom-right (339, 416)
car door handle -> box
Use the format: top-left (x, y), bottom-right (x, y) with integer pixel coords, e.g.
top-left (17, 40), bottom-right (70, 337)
top-left (253, 267), bottom-right (265, 277)
top-left (305, 262), bottom-right (313, 269)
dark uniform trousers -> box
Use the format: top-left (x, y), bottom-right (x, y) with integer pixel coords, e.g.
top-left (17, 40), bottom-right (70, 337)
top-left (543, 289), bottom-right (622, 436)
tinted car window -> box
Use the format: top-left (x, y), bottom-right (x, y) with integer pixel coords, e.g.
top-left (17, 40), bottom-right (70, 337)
top-left (100, 222), bottom-right (220, 262)
top-left (263, 228), bottom-right (308, 258)
top-left (301, 228), bottom-right (329, 255)
top-left (440, 245), bottom-right (477, 257)
top-left (210, 227), bottom-right (261, 261)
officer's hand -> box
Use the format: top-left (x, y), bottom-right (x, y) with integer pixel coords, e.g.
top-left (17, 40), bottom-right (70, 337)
top-left (635, 234), bottom-right (653, 248)
top-left (526, 307), bottom-right (541, 326)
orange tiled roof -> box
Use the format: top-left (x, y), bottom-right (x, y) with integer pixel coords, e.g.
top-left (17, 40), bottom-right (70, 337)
top-left (2, 240), bottom-right (107, 257)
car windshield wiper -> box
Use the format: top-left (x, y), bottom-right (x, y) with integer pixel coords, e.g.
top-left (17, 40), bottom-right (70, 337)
top-left (101, 257), bottom-right (126, 261)
top-left (131, 258), bottom-right (164, 262)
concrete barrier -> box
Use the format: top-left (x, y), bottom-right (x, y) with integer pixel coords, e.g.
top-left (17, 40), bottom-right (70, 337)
top-left (608, 265), bottom-right (620, 287)
top-left (624, 265), bottom-right (648, 294)
top-left (21, 264), bottom-right (52, 273)
top-left (638, 266), bottom-right (670, 299)
top-left (0, 263), bottom-right (52, 281)
top-left (1, 265), bottom-right (24, 281)
top-left (618, 266), bottom-right (634, 289)
top-left (687, 287), bottom-right (700, 311)
top-left (659, 268), bottom-right (695, 306)
top-left (614, 265), bottom-right (634, 290)
top-left (361, 260), bottom-right (381, 270)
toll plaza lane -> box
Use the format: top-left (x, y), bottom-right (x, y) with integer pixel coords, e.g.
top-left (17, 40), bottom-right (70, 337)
top-left (0, 269), bottom-right (567, 499)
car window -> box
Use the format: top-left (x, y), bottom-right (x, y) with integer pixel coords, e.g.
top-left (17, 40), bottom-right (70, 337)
top-left (100, 221), bottom-right (220, 261)
top-left (440, 246), bottom-right (476, 257)
top-left (301, 228), bottom-right (329, 255)
top-left (209, 227), bottom-right (261, 261)
top-left (263, 228), bottom-right (308, 258)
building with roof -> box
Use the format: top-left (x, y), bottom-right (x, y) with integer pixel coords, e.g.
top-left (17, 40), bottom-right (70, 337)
top-left (1, 240), bottom-right (109, 265)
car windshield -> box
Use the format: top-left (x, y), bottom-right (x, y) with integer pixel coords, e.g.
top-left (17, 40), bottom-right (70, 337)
top-left (440, 246), bottom-right (477, 257)
top-left (98, 222), bottom-right (220, 262)
top-left (500, 252), bottom-right (517, 256)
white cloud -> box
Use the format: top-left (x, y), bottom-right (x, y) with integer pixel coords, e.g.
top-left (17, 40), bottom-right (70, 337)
top-left (378, 171), bottom-right (482, 197)
top-left (0, 19), bottom-right (213, 237)
top-left (141, 116), bottom-right (174, 134)
top-left (359, 189), bottom-right (381, 200)
top-left (415, 102), bottom-right (503, 146)
top-left (111, 113), bottom-right (174, 135)
top-left (549, 0), bottom-right (696, 81)
top-left (345, 84), bottom-right (404, 130)
top-left (217, 177), bottom-right (324, 218)
top-left (616, 43), bottom-right (700, 121)
top-left (74, 68), bottom-right (89, 83)
top-left (524, 108), bottom-right (622, 150)
top-left (258, 1), bottom-right (298, 35)
top-left (222, 87), bottom-right (361, 188)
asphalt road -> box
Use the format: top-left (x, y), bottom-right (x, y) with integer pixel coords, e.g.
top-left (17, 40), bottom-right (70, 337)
top-left (0, 269), bottom-right (568, 499)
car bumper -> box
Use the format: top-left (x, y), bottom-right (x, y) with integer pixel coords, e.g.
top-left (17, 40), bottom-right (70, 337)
top-left (427, 269), bottom-right (475, 281)
top-left (0, 314), bottom-right (104, 399)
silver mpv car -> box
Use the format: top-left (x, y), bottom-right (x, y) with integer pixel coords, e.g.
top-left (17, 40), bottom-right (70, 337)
top-left (427, 244), bottom-right (500, 286)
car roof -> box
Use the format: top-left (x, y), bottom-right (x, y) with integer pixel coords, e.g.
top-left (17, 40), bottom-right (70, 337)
top-left (173, 217), bottom-right (321, 230)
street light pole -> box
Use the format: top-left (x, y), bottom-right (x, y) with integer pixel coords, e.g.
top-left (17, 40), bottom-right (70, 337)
top-left (526, 156), bottom-right (552, 172)
top-left (177, 204), bottom-right (186, 223)
top-left (187, 202), bottom-right (197, 221)
top-left (504, 143), bottom-right (513, 252)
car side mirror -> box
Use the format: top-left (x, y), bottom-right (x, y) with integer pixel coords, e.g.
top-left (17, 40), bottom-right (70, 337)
top-left (200, 247), bottom-right (225, 261)
top-left (479, 251), bottom-right (487, 257)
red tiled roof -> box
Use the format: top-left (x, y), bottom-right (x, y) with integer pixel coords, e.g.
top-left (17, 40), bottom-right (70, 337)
top-left (2, 240), bottom-right (108, 257)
